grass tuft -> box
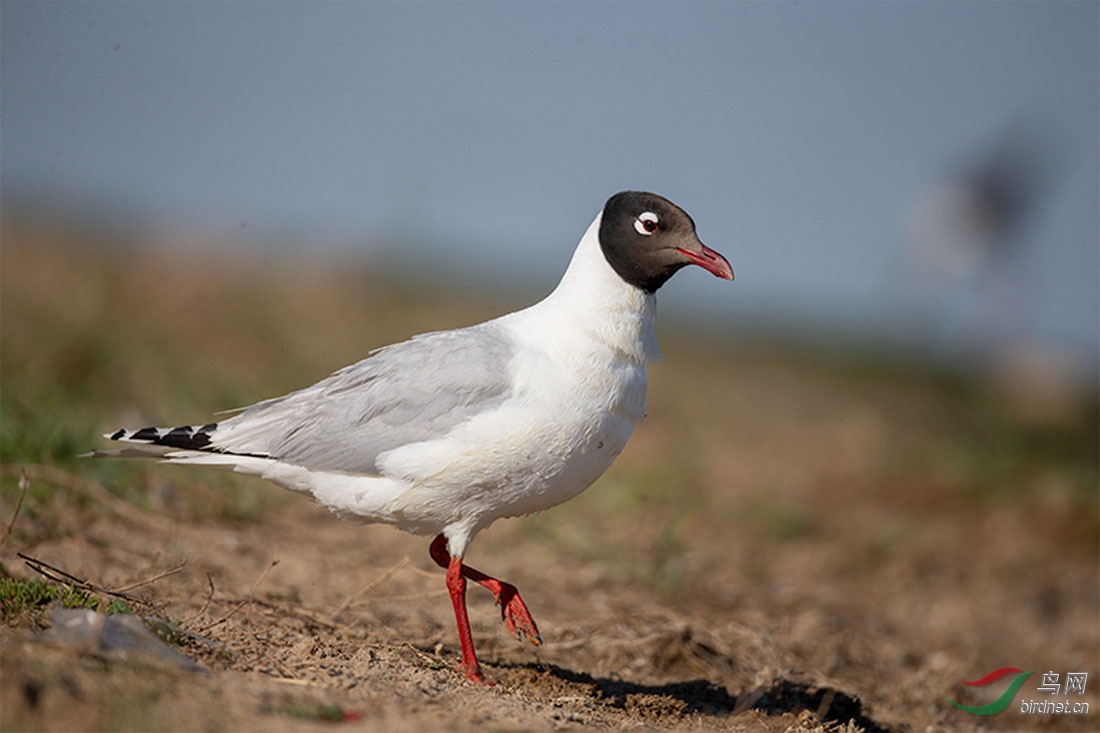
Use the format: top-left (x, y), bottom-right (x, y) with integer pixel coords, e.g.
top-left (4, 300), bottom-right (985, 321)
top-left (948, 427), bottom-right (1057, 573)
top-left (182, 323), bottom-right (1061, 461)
top-left (0, 578), bottom-right (99, 623)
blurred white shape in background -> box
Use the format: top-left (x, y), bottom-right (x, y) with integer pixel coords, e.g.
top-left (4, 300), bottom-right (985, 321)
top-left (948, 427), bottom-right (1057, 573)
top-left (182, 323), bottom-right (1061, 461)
top-left (898, 119), bottom-right (1090, 420)
top-left (903, 119), bottom-right (1058, 284)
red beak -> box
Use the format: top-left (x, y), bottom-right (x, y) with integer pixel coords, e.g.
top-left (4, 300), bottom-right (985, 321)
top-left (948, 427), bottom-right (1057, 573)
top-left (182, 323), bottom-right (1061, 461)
top-left (678, 244), bottom-right (734, 281)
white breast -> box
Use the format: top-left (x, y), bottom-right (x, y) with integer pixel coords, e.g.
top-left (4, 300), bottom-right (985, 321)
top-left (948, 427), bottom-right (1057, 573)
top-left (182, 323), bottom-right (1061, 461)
top-left (377, 212), bottom-right (660, 548)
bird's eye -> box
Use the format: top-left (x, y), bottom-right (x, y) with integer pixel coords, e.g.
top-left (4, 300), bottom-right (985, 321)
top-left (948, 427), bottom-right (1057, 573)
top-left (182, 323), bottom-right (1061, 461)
top-left (634, 212), bottom-right (659, 235)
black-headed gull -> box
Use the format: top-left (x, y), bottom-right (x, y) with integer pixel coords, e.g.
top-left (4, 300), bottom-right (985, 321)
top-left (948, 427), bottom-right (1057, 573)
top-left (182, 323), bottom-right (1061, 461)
top-left (89, 191), bottom-right (733, 683)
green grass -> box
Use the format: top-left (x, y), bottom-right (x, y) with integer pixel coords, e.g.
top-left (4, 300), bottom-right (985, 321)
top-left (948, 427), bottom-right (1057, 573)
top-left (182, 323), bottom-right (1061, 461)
top-left (264, 696), bottom-right (359, 723)
top-left (0, 578), bottom-right (105, 623)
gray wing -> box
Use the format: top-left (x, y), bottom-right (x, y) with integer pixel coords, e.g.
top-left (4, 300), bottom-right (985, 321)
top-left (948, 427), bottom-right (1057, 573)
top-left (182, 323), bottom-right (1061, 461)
top-left (207, 323), bottom-right (516, 473)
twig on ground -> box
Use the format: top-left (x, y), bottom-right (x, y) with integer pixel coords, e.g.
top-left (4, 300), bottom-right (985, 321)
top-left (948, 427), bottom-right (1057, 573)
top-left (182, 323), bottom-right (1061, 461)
top-left (329, 556), bottom-right (411, 623)
top-left (18, 552), bottom-right (145, 607)
top-left (0, 468), bottom-right (29, 550)
top-left (217, 595), bottom-right (342, 632)
top-left (405, 564), bottom-right (443, 579)
top-left (182, 573), bottom-right (218, 626)
top-left (110, 559), bottom-right (186, 594)
top-left (732, 684), bottom-right (769, 715)
top-left (199, 559), bottom-right (278, 633)
top-left (269, 656), bottom-right (300, 681)
top-left (403, 641), bottom-right (444, 667)
top-left (355, 589), bottom-right (449, 604)
top-left (270, 677), bottom-right (313, 687)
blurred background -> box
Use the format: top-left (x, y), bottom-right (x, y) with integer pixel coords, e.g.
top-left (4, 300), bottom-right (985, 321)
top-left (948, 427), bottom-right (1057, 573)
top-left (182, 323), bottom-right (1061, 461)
top-left (2, 1), bottom-right (1096, 396)
top-left (2, 6), bottom-right (1098, 729)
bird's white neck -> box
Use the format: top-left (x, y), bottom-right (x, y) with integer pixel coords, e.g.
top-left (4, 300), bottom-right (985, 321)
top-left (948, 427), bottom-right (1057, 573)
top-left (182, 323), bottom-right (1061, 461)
top-left (532, 212), bottom-right (661, 364)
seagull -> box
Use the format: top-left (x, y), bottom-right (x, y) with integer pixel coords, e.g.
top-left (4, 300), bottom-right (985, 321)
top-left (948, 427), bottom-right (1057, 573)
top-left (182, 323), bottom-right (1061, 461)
top-left (88, 191), bottom-right (733, 683)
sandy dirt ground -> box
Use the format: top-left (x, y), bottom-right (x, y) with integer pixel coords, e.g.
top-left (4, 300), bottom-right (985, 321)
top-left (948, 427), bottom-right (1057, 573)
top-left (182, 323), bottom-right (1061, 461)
top-left (2, 225), bottom-right (1097, 731)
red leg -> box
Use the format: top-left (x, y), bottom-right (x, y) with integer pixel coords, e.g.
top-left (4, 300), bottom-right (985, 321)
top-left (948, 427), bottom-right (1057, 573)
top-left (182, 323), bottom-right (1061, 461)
top-left (429, 534), bottom-right (542, 682)
top-left (443, 552), bottom-right (486, 683)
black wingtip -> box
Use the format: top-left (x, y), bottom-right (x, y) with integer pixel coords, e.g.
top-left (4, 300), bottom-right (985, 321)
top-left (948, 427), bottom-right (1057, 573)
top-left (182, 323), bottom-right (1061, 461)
top-left (131, 427), bottom-right (162, 442)
top-left (112, 423), bottom-right (219, 450)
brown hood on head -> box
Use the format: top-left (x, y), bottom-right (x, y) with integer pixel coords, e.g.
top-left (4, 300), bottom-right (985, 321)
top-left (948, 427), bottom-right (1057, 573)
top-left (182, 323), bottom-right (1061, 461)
top-left (598, 191), bottom-right (733, 293)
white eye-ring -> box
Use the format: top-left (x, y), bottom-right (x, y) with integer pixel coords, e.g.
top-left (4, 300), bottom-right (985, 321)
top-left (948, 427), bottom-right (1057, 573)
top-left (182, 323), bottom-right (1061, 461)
top-left (634, 211), bottom-right (660, 236)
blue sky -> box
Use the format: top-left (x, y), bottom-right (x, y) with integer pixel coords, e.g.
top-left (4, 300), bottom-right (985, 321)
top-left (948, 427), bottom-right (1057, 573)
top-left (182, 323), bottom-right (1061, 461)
top-left (2, 1), bottom-right (1097, 376)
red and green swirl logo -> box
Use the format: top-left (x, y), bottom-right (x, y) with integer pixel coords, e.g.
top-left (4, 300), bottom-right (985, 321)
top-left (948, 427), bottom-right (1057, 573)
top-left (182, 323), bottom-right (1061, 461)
top-left (946, 667), bottom-right (1034, 715)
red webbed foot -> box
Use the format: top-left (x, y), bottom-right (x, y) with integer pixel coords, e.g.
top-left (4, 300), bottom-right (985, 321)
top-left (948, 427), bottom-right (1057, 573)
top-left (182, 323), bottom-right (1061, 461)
top-left (489, 580), bottom-right (541, 646)
top-left (429, 533), bottom-right (542, 683)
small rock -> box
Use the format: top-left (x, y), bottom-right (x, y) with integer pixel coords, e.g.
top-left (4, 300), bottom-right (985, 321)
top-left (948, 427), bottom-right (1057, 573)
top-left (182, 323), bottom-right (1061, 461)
top-left (44, 606), bottom-right (206, 673)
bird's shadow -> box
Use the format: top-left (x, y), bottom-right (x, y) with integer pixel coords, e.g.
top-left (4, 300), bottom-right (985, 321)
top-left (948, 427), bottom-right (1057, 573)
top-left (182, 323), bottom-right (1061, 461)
top-left (493, 661), bottom-right (894, 732)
